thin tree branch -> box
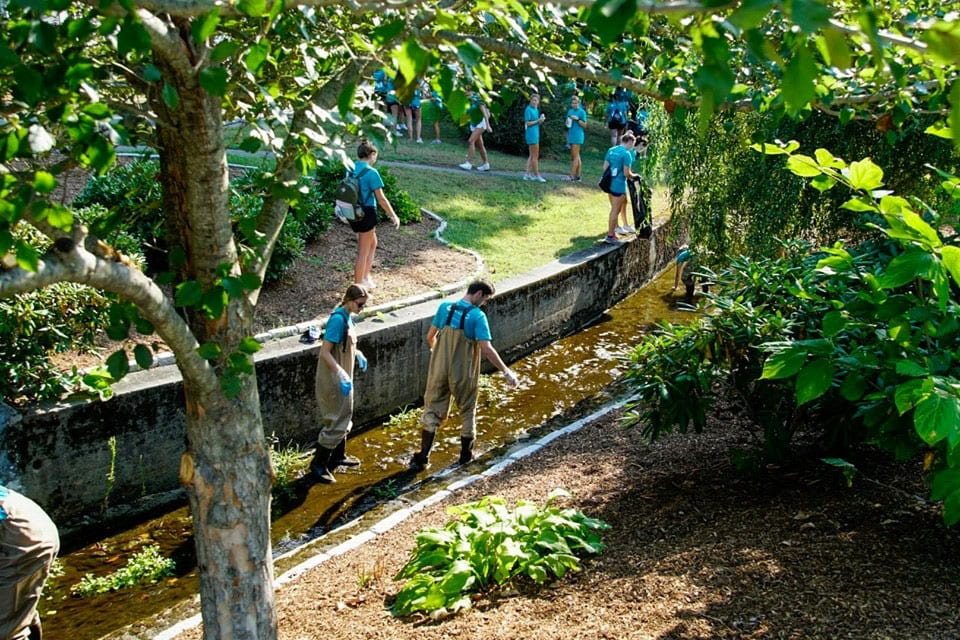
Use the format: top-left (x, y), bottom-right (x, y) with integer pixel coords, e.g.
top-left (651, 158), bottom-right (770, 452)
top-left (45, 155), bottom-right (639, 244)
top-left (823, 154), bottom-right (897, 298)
top-left (0, 234), bottom-right (217, 394)
top-left (828, 18), bottom-right (928, 54)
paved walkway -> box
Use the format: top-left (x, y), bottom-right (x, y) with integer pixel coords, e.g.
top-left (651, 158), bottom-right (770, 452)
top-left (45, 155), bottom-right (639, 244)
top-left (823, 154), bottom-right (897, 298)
top-left (379, 159), bottom-right (576, 182)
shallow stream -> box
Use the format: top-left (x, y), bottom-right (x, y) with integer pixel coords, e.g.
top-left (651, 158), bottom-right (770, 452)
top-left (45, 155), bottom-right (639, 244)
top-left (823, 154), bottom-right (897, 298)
top-left (39, 266), bottom-right (693, 639)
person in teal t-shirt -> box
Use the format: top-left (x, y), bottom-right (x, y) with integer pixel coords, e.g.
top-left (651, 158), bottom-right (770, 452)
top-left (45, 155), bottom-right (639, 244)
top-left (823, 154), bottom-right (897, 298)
top-left (601, 131), bottom-right (638, 245)
top-left (523, 92), bottom-right (547, 182)
top-left (565, 95), bottom-right (587, 181)
top-left (405, 86), bottom-right (422, 143)
top-left (349, 140), bottom-right (401, 289)
top-left (420, 78), bottom-right (444, 144)
top-left (459, 89), bottom-right (492, 172)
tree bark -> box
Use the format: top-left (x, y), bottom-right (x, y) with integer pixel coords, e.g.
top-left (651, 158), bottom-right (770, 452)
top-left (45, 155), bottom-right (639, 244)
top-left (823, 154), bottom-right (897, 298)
top-left (151, 40), bottom-right (278, 640)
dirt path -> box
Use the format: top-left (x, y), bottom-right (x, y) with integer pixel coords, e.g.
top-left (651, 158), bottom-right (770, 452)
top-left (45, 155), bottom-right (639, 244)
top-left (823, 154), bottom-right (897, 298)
top-left (172, 402), bottom-right (960, 640)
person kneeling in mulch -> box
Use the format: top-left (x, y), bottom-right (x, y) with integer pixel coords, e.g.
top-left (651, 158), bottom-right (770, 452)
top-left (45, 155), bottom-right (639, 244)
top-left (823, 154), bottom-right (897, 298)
top-left (410, 280), bottom-right (519, 470)
top-left (310, 284), bottom-right (370, 483)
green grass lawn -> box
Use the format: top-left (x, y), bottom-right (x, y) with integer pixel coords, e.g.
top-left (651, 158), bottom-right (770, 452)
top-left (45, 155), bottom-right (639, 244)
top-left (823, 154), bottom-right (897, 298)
top-left (388, 165), bottom-right (667, 280)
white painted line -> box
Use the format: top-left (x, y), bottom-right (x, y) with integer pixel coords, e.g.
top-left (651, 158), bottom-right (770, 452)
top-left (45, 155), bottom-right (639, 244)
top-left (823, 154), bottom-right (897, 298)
top-left (408, 489), bottom-right (452, 513)
top-left (446, 474), bottom-right (483, 492)
top-left (274, 552), bottom-right (330, 586)
top-left (153, 613), bottom-right (202, 640)
top-left (481, 458), bottom-right (517, 478)
top-left (509, 444), bottom-right (543, 460)
top-left (369, 508), bottom-right (413, 535)
top-left (326, 530), bottom-right (376, 558)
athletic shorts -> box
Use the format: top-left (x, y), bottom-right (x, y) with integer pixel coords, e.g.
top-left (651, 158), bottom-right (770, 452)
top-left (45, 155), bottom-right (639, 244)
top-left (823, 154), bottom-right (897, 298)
top-left (349, 205), bottom-right (378, 233)
top-left (469, 119), bottom-right (489, 132)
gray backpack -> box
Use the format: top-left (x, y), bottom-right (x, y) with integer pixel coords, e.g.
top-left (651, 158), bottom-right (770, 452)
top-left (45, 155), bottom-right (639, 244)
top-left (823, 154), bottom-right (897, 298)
top-left (334, 166), bottom-right (371, 221)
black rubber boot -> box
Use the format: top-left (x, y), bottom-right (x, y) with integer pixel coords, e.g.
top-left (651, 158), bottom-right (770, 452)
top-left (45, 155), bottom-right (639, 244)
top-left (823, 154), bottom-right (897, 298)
top-left (409, 429), bottom-right (436, 471)
top-left (458, 437), bottom-right (475, 465)
top-left (310, 446), bottom-right (336, 483)
top-left (330, 438), bottom-right (360, 468)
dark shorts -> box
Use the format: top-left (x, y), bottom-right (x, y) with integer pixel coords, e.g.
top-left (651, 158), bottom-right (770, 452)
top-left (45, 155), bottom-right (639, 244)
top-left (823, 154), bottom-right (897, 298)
top-left (608, 122), bottom-right (625, 130)
top-left (349, 205), bottom-right (378, 233)
top-left (609, 191), bottom-right (625, 198)
top-left (408, 105), bottom-right (420, 112)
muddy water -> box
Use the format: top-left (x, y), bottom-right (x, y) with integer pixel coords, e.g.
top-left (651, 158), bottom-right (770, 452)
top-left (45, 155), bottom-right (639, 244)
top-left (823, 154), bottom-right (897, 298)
top-left (40, 267), bottom-right (693, 639)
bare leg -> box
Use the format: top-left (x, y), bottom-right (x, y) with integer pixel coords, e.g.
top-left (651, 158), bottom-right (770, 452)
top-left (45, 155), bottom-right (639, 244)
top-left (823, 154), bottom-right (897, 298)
top-left (571, 144), bottom-right (581, 178)
top-left (414, 110), bottom-right (422, 140)
top-left (476, 132), bottom-right (488, 164)
top-left (619, 198), bottom-right (629, 227)
top-left (406, 108), bottom-right (413, 139)
top-left (607, 194), bottom-right (624, 237)
top-left (355, 229), bottom-right (378, 284)
top-left (433, 121), bottom-right (441, 141)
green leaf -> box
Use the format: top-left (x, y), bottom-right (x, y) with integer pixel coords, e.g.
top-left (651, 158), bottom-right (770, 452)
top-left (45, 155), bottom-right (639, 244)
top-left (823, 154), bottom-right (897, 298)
top-left (201, 286), bottom-right (228, 319)
top-left (221, 276), bottom-right (245, 298)
top-left (821, 457), bottom-right (857, 487)
top-left (370, 20), bottom-right (404, 46)
top-left (913, 390), bottom-right (960, 446)
top-left (43, 204), bottom-right (73, 231)
top-left (395, 38), bottom-right (429, 86)
top-left (729, 0), bottom-right (776, 30)
top-left (782, 45), bottom-right (817, 115)
top-left (930, 469), bottom-right (960, 502)
top-left (587, 0), bottom-right (636, 44)
top-left (894, 379), bottom-right (925, 415)
top-left (820, 27), bottom-right (852, 69)
top-left (940, 246), bottom-right (960, 287)
top-left (174, 280), bottom-right (202, 307)
top-left (846, 158), bottom-right (884, 191)
top-left (790, 0), bottom-right (831, 33)
top-left (142, 64), bottom-right (162, 83)
top-left (117, 18), bottom-right (151, 58)
top-left (161, 83), bottom-right (180, 110)
top-left (211, 40), bottom-right (241, 63)
top-left (457, 41), bottom-right (484, 69)
top-left (839, 373), bottom-right (866, 401)
top-left (785, 154), bottom-right (821, 177)
top-left (840, 197), bottom-right (878, 212)
top-left (220, 371), bottom-right (242, 398)
top-left (822, 310), bottom-right (846, 337)
top-left (894, 360), bottom-right (928, 377)
top-left (237, 337), bottom-right (262, 355)
top-left (237, 0), bottom-right (267, 16)
top-left (337, 83), bottom-right (356, 118)
top-left (16, 242), bottom-right (39, 271)
top-left (32, 171), bottom-right (56, 193)
top-left (244, 40), bottom-right (270, 74)
top-left (238, 272), bottom-right (261, 290)
top-left (751, 142), bottom-right (788, 155)
top-left (446, 89), bottom-right (468, 123)
top-left (795, 358), bottom-right (833, 405)
top-left (106, 349), bottom-right (130, 380)
top-left (228, 352), bottom-right (254, 374)
top-left (197, 342), bottom-right (222, 360)
top-left (191, 9), bottom-right (220, 44)
top-left (134, 344), bottom-right (153, 370)
top-left (199, 67), bottom-right (228, 97)
top-left (878, 249), bottom-right (935, 288)
top-left (761, 348), bottom-right (806, 380)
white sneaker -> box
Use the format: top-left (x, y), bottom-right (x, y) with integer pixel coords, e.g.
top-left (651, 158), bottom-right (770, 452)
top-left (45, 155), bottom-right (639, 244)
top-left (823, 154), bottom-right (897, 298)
top-left (477, 163), bottom-right (490, 172)
top-left (416, 138), bottom-right (423, 144)
top-left (623, 224), bottom-right (637, 233)
top-left (459, 161), bottom-right (473, 171)
top-left (362, 277), bottom-right (376, 290)
top-left (523, 174), bottom-right (532, 181)
top-left (534, 175), bottom-right (546, 183)
top-left (432, 139), bottom-right (442, 144)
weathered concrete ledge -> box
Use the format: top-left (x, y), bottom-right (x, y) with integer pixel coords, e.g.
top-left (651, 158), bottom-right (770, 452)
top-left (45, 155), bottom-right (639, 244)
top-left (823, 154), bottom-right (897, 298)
top-left (0, 219), bottom-right (681, 525)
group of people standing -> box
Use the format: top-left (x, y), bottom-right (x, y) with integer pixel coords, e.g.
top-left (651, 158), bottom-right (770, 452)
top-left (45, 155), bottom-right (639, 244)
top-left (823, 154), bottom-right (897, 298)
top-left (310, 279), bottom-right (518, 483)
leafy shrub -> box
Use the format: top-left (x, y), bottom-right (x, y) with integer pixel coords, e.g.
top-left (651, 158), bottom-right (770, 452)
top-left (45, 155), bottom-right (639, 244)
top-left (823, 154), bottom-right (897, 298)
top-left (0, 226), bottom-right (113, 406)
top-left (391, 489), bottom-right (609, 617)
top-left (627, 148), bottom-right (960, 526)
top-left (71, 545), bottom-right (175, 597)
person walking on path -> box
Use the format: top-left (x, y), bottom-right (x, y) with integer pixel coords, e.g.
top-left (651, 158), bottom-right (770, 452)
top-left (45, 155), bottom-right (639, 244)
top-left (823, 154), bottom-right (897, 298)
top-left (406, 87), bottom-right (423, 143)
top-left (605, 88), bottom-right (629, 146)
top-left (565, 95), bottom-right (587, 181)
top-left (459, 89), bottom-right (492, 172)
top-left (410, 280), bottom-right (519, 471)
top-left (601, 131), bottom-right (638, 245)
top-left (310, 285), bottom-right (370, 483)
top-left (0, 485), bottom-right (59, 640)
top-left (523, 93), bottom-right (546, 182)
top-left (421, 78), bottom-right (443, 144)
top-left (349, 140), bottom-right (400, 290)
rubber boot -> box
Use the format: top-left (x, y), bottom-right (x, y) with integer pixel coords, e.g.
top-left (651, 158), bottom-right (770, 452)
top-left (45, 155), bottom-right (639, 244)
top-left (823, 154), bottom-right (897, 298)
top-left (409, 429), bottom-right (436, 471)
top-left (458, 437), bottom-right (475, 465)
top-left (310, 446), bottom-right (336, 483)
top-left (330, 438), bottom-right (360, 468)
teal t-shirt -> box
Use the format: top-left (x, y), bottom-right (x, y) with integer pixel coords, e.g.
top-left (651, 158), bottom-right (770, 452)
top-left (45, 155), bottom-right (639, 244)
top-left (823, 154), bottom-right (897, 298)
top-left (432, 301), bottom-right (492, 341)
top-left (323, 307), bottom-right (353, 345)
top-left (354, 161), bottom-right (384, 209)
top-left (0, 484), bottom-right (7, 521)
top-left (604, 145), bottom-right (631, 194)
top-left (524, 104), bottom-right (540, 145)
top-left (566, 107), bottom-right (587, 145)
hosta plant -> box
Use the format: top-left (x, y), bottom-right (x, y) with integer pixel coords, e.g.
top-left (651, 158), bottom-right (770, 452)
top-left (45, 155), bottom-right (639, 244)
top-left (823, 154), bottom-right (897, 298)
top-left (391, 488), bottom-right (609, 617)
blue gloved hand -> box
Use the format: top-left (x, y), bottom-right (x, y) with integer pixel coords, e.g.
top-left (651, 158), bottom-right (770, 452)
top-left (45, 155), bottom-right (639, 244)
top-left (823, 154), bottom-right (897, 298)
top-left (336, 368), bottom-right (352, 397)
top-left (355, 350), bottom-right (368, 372)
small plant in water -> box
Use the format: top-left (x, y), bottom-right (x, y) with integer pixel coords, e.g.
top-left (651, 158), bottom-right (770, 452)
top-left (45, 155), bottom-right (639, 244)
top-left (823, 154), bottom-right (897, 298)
top-left (71, 545), bottom-right (175, 597)
top-left (371, 479), bottom-right (401, 500)
top-left (391, 488), bottom-right (609, 617)
top-left (384, 405), bottom-right (422, 430)
top-left (268, 434), bottom-right (310, 497)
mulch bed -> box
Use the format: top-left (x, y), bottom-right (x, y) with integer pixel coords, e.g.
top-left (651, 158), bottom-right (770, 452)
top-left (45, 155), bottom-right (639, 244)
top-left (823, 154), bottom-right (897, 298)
top-left (174, 402), bottom-right (960, 640)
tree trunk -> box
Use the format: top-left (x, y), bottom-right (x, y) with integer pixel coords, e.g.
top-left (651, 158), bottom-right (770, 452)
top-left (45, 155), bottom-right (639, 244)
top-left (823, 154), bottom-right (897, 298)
top-left (152, 49), bottom-right (278, 640)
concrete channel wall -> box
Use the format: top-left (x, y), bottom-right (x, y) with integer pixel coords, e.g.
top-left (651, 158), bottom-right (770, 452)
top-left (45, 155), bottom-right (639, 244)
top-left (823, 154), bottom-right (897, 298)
top-left (0, 221), bottom-right (682, 526)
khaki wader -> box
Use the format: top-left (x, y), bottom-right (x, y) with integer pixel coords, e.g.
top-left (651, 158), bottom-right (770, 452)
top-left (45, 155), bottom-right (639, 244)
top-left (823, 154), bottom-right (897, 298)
top-left (421, 309), bottom-right (482, 440)
top-left (314, 312), bottom-right (356, 450)
top-left (0, 489), bottom-right (59, 640)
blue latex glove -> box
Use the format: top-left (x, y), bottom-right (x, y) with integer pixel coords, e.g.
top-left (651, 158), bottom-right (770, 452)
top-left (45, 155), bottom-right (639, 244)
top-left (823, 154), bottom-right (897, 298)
top-left (336, 368), bottom-right (352, 397)
top-left (355, 350), bottom-right (368, 372)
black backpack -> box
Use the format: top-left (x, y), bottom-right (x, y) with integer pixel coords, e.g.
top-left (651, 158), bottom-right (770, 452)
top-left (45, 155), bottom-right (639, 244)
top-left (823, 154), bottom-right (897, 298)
top-left (334, 166), bottom-right (371, 221)
top-left (607, 107), bottom-right (625, 128)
